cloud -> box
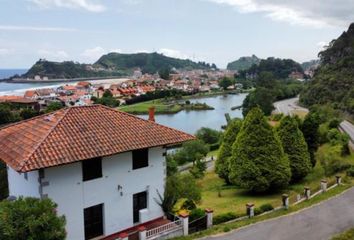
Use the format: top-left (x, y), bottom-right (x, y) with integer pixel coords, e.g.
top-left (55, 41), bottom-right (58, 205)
top-left (206, 0), bottom-right (354, 28)
top-left (0, 49), bottom-right (11, 56)
top-left (30, 0), bottom-right (106, 12)
top-left (157, 48), bottom-right (191, 60)
top-left (0, 25), bottom-right (76, 32)
top-left (81, 46), bottom-right (121, 62)
top-left (317, 41), bottom-right (328, 50)
top-left (38, 49), bottom-right (69, 61)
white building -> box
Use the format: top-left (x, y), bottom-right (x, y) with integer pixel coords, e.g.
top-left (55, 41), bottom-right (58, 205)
top-left (0, 105), bottom-right (194, 240)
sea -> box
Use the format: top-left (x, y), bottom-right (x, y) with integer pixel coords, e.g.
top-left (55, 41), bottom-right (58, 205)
top-left (0, 69), bottom-right (27, 79)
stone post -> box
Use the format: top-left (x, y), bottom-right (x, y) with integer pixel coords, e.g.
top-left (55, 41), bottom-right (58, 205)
top-left (282, 194), bottom-right (289, 209)
top-left (336, 175), bottom-right (342, 185)
top-left (118, 232), bottom-right (128, 240)
top-left (321, 179), bottom-right (328, 192)
top-left (138, 226), bottom-right (146, 240)
top-left (205, 208), bottom-right (213, 229)
top-left (179, 212), bottom-right (189, 236)
top-left (246, 203), bottom-right (254, 218)
top-left (304, 187), bottom-right (311, 199)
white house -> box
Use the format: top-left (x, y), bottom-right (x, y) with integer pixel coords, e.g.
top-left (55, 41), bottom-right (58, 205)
top-left (0, 105), bottom-right (195, 240)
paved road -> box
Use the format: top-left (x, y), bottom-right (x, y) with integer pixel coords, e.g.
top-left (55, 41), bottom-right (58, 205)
top-left (273, 97), bottom-right (309, 116)
top-left (203, 187), bottom-right (354, 240)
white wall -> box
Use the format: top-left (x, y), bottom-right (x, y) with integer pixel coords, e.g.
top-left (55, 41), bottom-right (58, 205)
top-left (41, 146), bottom-right (166, 240)
top-left (7, 167), bottom-right (40, 198)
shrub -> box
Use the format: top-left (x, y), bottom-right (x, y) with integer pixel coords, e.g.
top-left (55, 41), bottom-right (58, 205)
top-left (328, 118), bottom-right (341, 129)
top-left (254, 207), bottom-right (263, 215)
top-left (213, 212), bottom-right (239, 225)
top-left (209, 142), bottom-right (220, 151)
top-left (0, 197), bottom-right (66, 240)
top-left (259, 203), bottom-right (274, 212)
top-left (346, 166), bottom-right (354, 177)
top-left (189, 208), bottom-right (205, 222)
top-left (223, 226), bottom-right (231, 232)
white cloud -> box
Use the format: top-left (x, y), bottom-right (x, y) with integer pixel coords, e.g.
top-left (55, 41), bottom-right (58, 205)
top-left (0, 25), bottom-right (76, 32)
top-left (317, 41), bottom-right (328, 49)
top-left (157, 48), bottom-right (191, 60)
top-left (81, 47), bottom-right (122, 62)
top-left (38, 49), bottom-right (69, 61)
top-left (0, 49), bottom-right (11, 55)
top-left (206, 0), bottom-right (354, 28)
top-left (30, 0), bottom-right (106, 12)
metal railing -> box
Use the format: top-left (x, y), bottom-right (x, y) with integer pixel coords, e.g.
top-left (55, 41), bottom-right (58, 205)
top-left (146, 219), bottom-right (182, 239)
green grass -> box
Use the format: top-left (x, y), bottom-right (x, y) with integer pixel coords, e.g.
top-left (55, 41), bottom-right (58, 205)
top-left (173, 184), bottom-right (353, 240)
top-left (207, 149), bottom-right (219, 158)
top-left (332, 228), bottom-right (354, 240)
top-left (119, 99), bottom-right (182, 114)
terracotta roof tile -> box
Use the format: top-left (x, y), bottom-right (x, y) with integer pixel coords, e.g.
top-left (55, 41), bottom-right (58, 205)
top-left (0, 105), bottom-right (195, 172)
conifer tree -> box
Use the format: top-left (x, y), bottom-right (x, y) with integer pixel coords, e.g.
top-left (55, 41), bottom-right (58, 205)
top-left (229, 107), bottom-right (291, 192)
top-left (277, 116), bottom-right (312, 182)
top-left (215, 119), bottom-right (242, 184)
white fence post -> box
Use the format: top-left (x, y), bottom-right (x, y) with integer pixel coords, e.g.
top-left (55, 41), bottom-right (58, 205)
top-left (138, 226), bottom-right (146, 240)
top-left (304, 187), bottom-right (311, 199)
top-left (179, 212), bottom-right (189, 236)
top-left (117, 232), bottom-right (128, 240)
top-left (246, 203), bottom-right (254, 218)
top-left (321, 179), bottom-right (328, 192)
top-left (282, 194), bottom-right (289, 209)
top-left (336, 175), bottom-right (342, 185)
top-left (205, 208), bottom-right (213, 228)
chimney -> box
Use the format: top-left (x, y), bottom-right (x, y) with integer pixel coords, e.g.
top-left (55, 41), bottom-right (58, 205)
top-left (148, 106), bottom-right (155, 122)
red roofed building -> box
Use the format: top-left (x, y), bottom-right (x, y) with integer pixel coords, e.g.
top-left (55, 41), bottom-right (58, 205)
top-left (0, 105), bottom-right (194, 240)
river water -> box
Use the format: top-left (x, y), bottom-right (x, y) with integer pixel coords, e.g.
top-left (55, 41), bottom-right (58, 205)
top-left (138, 94), bottom-right (247, 134)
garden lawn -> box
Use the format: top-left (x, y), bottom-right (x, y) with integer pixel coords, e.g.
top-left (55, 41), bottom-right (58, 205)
top-left (197, 156), bottom-right (350, 216)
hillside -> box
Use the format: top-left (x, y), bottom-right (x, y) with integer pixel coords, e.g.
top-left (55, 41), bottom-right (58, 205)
top-left (21, 52), bottom-right (216, 79)
top-left (23, 59), bottom-right (123, 79)
top-left (95, 52), bottom-right (215, 74)
top-left (227, 55), bottom-right (261, 71)
top-left (239, 57), bottom-right (304, 79)
top-left (300, 23), bottom-right (354, 114)
top-left (301, 59), bottom-right (320, 71)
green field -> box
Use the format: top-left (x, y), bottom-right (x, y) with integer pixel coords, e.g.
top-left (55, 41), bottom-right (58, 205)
top-left (119, 99), bottom-right (214, 114)
top-left (119, 99), bottom-right (182, 114)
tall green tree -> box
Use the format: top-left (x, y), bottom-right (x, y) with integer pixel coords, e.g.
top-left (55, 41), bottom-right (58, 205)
top-left (219, 77), bottom-right (233, 90)
top-left (172, 140), bottom-right (209, 165)
top-left (0, 197), bottom-right (66, 240)
top-left (301, 113), bottom-right (320, 167)
top-left (229, 107), bottom-right (291, 192)
top-left (277, 116), bottom-right (312, 182)
top-left (215, 119), bottom-right (242, 184)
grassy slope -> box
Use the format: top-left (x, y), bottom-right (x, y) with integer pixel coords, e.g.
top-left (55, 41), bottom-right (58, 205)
top-left (119, 99), bottom-right (182, 114)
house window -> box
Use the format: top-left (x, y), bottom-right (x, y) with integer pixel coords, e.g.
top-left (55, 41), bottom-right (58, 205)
top-left (133, 191), bottom-right (147, 223)
top-left (84, 204), bottom-right (104, 240)
top-left (82, 157), bottom-right (102, 181)
top-left (132, 149), bottom-right (149, 170)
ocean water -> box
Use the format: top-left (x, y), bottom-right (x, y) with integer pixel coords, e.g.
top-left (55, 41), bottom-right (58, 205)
top-left (0, 69), bottom-right (27, 79)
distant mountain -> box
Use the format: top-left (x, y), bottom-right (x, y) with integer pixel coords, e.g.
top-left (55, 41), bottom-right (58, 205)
top-left (239, 57), bottom-right (304, 79)
top-left (95, 52), bottom-right (216, 74)
top-left (22, 59), bottom-right (123, 79)
top-left (20, 52), bottom-right (216, 80)
top-left (227, 55), bottom-right (261, 71)
top-left (301, 59), bottom-right (320, 71)
top-left (300, 23), bottom-right (354, 114)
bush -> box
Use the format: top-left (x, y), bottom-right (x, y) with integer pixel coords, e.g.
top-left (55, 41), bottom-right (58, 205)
top-left (254, 207), bottom-right (263, 215)
top-left (213, 212), bottom-right (239, 225)
top-left (328, 118), bottom-right (341, 129)
top-left (223, 226), bottom-right (231, 232)
top-left (346, 166), bottom-right (354, 177)
top-left (0, 197), bottom-right (66, 240)
top-left (189, 208), bottom-right (205, 222)
top-left (259, 203), bottom-right (274, 212)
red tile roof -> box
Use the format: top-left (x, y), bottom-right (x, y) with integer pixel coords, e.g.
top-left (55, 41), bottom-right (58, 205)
top-left (0, 105), bottom-right (195, 172)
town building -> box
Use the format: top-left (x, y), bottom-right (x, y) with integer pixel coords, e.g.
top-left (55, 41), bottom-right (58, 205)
top-left (0, 105), bottom-right (194, 240)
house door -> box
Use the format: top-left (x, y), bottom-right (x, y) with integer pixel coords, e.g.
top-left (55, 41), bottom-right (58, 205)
top-left (84, 204), bottom-right (104, 240)
top-left (133, 191), bottom-right (147, 223)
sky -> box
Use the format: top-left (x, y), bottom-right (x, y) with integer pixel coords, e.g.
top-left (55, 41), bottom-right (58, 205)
top-left (0, 0), bottom-right (353, 69)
